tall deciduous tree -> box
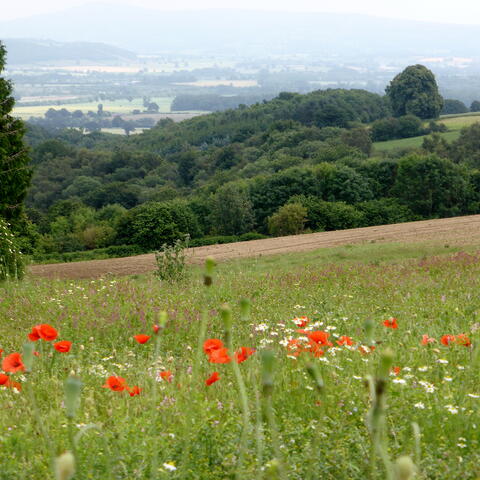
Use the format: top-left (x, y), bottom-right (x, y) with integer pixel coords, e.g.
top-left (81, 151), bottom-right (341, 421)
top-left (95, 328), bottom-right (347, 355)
top-left (386, 65), bottom-right (444, 120)
top-left (0, 42), bottom-right (31, 224)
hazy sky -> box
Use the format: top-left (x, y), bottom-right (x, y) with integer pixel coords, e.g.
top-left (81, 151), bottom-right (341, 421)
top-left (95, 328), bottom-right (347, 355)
top-left (2, 0), bottom-right (480, 24)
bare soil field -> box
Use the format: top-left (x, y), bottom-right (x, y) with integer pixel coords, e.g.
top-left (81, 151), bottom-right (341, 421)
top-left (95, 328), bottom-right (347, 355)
top-left (29, 215), bottom-right (480, 279)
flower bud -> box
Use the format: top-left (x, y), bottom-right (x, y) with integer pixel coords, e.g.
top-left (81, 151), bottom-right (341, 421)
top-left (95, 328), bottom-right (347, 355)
top-left (379, 348), bottom-right (395, 379)
top-left (239, 298), bottom-right (251, 320)
top-left (306, 363), bottom-right (324, 392)
top-left (220, 304), bottom-right (233, 332)
top-left (261, 350), bottom-right (275, 396)
top-left (22, 342), bottom-right (35, 372)
top-left (55, 451), bottom-right (75, 480)
top-left (64, 376), bottom-right (82, 419)
top-left (203, 257), bottom-right (216, 286)
top-left (394, 455), bottom-right (416, 480)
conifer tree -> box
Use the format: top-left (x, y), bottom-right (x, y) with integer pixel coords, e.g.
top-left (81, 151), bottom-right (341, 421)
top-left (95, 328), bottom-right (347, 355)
top-left (0, 41), bottom-right (31, 224)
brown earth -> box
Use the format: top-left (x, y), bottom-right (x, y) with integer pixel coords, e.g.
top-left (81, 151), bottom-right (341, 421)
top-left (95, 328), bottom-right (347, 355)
top-left (29, 215), bottom-right (480, 280)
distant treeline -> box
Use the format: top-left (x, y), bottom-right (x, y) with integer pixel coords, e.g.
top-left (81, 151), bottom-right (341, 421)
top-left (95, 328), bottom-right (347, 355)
top-left (27, 107), bottom-right (155, 133)
top-left (171, 93), bottom-right (275, 112)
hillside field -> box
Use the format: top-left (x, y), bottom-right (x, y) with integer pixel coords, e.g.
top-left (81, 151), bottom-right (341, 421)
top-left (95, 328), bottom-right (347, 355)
top-left (1, 237), bottom-right (479, 479)
top-left (373, 113), bottom-right (480, 152)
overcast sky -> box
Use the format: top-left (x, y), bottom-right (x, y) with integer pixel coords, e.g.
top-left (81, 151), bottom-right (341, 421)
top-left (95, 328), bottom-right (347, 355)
top-left (2, 0), bottom-right (480, 24)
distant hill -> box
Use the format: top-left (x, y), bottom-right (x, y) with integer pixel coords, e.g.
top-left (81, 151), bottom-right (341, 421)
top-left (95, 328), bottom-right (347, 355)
top-left (1, 4), bottom-right (480, 58)
top-left (2, 38), bottom-right (137, 64)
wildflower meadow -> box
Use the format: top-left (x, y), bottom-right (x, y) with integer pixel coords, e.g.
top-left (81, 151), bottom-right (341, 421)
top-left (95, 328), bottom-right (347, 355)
top-left (0, 242), bottom-right (479, 479)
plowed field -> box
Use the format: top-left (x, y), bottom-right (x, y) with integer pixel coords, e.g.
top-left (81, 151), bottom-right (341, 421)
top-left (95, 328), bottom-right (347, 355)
top-left (29, 215), bottom-right (480, 279)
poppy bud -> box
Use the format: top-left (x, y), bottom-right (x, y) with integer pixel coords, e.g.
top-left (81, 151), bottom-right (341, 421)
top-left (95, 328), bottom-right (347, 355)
top-left (220, 304), bottom-right (233, 332)
top-left (64, 376), bottom-right (82, 419)
top-left (264, 458), bottom-right (281, 479)
top-left (239, 298), bottom-right (251, 320)
top-left (158, 311), bottom-right (168, 329)
top-left (394, 456), bottom-right (416, 480)
top-left (379, 348), bottom-right (395, 379)
top-left (21, 342), bottom-right (35, 372)
top-left (306, 363), bottom-right (324, 393)
top-left (364, 318), bottom-right (374, 343)
top-left (261, 350), bottom-right (275, 396)
top-left (203, 257), bottom-right (215, 286)
top-left (55, 451), bottom-right (75, 480)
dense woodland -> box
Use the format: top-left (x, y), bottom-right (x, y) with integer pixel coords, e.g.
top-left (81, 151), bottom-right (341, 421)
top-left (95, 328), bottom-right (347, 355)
top-left (5, 65), bottom-right (480, 262)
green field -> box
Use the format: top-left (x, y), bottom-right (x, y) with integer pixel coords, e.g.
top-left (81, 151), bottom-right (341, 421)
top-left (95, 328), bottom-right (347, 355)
top-left (1, 241), bottom-right (479, 479)
top-left (373, 113), bottom-right (480, 153)
top-left (13, 97), bottom-right (174, 119)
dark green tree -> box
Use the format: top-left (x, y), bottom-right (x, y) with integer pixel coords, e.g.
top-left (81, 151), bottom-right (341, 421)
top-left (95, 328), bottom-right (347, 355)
top-left (386, 65), bottom-right (444, 119)
top-left (441, 99), bottom-right (468, 115)
top-left (470, 101), bottom-right (480, 112)
top-left (0, 42), bottom-right (32, 224)
top-left (209, 182), bottom-right (255, 236)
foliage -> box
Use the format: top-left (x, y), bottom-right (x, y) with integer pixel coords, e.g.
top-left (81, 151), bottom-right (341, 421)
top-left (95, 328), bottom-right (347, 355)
top-left (268, 202), bottom-right (307, 236)
top-left (0, 218), bottom-right (24, 280)
top-left (441, 99), bottom-right (469, 115)
top-left (470, 100), bottom-right (480, 112)
top-left (392, 153), bottom-right (470, 217)
top-left (371, 115), bottom-right (424, 141)
top-left (116, 201), bottom-right (200, 250)
top-left (209, 182), bottom-right (255, 235)
top-left (386, 64), bottom-right (444, 119)
top-left (154, 235), bottom-right (189, 282)
top-left (292, 195), bottom-right (364, 231)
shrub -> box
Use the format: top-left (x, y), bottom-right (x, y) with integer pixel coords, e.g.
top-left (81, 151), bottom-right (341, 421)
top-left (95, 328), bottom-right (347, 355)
top-left (292, 196), bottom-right (364, 231)
top-left (155, 235), bottom-right (190, 282)
top-left (356, 199), bottom-right (417, 226)
top-left (268, 203), bottom-right (307, 236)
top-left (0, 218), bottom-right (24, 280)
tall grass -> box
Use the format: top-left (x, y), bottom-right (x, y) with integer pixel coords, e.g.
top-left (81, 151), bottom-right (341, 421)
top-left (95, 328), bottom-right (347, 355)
top-left (0, 243), bottom-right (478, 479)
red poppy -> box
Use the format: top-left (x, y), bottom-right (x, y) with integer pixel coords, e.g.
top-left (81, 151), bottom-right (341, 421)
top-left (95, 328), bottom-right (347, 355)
top-left (234, 347), bottom-right (255, 363)
top-left (456, 334), bottom-right (471, 347)
top-left (102, 376), bottom-right (128, 391)
top-left (383, 318), bottom-right (398, 329)
top-left (307, 331), bottom-right (333, 346)
top-left (159, 370), bottom-right (173, 382)
top-left (208, 347), bottom-right (231, 364)
top-left (441, 335), bottom-right (455, 346)
top-left (128, 385), bottom-right (142, 396)
top-left (0, 373), bottom-right (8, 385)
top-left (308, 342), bottom-right (325, 357)
top-left (5, 379), bottom-right (21, 391)
top-left (38, 324), bottom-right (58, 341)
top-left (203, 339), bottom-right (224, 355)
top-left (421, 334), bottom-right (436, 345)
top-left (358, 345), bottom-right (376, 355)
top-left (54, 340), bottom-right (72, 353)
top-left (134, 334), bottom-right (151, 344)
top-left (206, 371), bottom-right (220, 386)
top-left (392, 366), bottom-right (401, 376)
top-left (292, 316), bottom-right (310, 328)
top-left (153, 325), bottom-right (160, 334)
top-left (28, 325), bottom-right (41, 341)
top-left (337, 336), bottom-right (354, 346)
top-left (2, 353), bottom-right (25, 373)
top-left (0, 349), bottom-right (3, 357)
top-left (286, 338), bottom-right (302, 356)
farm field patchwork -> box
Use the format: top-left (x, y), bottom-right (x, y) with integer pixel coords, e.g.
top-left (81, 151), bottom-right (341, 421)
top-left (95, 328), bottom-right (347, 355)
top-left (13, 97), bottom-right (174, 119)
top-left (373, 113), bottom-right (480, 152)
top-left (1, 241), bottom-right (479, 479)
